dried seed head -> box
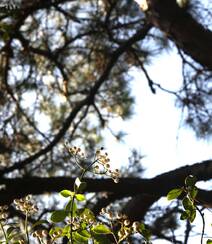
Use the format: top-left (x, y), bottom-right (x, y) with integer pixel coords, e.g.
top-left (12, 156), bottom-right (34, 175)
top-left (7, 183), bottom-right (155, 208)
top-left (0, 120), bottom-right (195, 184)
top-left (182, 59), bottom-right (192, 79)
top-left (25, 195), bottom-right (32, 201)
top-left (113, 178), bottom-right (119, 183)
top-left (118, 229), bottom-right (125, 238)
top-left (124, 219), bottom-right (130, 226)
top-left (108, 211), bottom-right (113, 219)
top-left (122, 214), bottom-right (128, 219)
top-left (116, 213), bottom-right (122, 219)
top-left (132, 221), bottom-right (140, 232)
top-left (32, 232), bottom-right (37, 238)
top-left (124, 228), bottom-right (131, 235)
top-left (101, 208), bottom-right (106, 214)
top-left (105, 163), bottom-right (110, 169)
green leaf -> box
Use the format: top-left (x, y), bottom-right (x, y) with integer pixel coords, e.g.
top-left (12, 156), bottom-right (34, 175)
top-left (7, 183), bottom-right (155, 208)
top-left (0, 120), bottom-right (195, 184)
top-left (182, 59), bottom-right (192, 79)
top-left (3, 32), bottom-right (9, 41)
top-left (49, 227), bottom-right (63, 238)
top-left (180, 211), bottom-right (189, 220)
top-left (92, 234), bottom-right (111, 244)
top-left (73, 231), bottom-right (89, 243)
top-left (189, 186), bottom-right (198, 199)
top-left (182, 197), bottom-right (194, 211)
top-left (7, 233), bottom-right (21, 241)
top-left (140, 223), bottom-right (145, 231)
top-left (65, 200), bottom-right (77, 216)
top-left (92, 224), bottom-right (111, 235)
top-left (81, 208), bottom-right (95, 221)
top-left (207, 239), bottom-right (212, 244)
top-left (31, 220), bottom-right (49, 229)
top-left (76, 194), bottom-right (86, 201)
top-left (167, 188), bottom-right (183, 200)
top-left (135, 223), bottom-right (146, 233)
top-left (185, 175), bottom-right (197, 187)
top-left (63, 225), bottom-right (71, 238)
top-left (60, 190), bottom-right (74, 198)
top-left (78, 230), bottom-right (91, 238)
top-left (189, 209), bottom-right (196, 223)
top-left (65, 199), bottom-right (72, 212)
top-left (79, 182), bottom-right (87, 191)
top-left (6, 227), bottom-right (17, 237)
top-left (142, 229), bottom-right (151, 241)
top-left (50, 210), bottom-right (67, 223)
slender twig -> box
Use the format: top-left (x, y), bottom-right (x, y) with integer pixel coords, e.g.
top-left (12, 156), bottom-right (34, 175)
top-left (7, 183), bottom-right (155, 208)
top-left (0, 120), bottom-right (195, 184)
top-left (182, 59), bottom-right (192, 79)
top-left (93, 103), bottom-right (106, 127)
top-left (70, 158), bottom-right (98, 243)
top-left (131, 49), bottom-right (156, 94)
top-left (196, 206), bottom-right (205, 244)
top-left (184, 219), bottom-right (192, 244)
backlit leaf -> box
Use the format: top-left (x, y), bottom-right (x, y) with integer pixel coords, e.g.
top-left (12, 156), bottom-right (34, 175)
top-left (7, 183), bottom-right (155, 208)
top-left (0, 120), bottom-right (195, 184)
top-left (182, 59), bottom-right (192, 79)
top-left (167, 188), bottom-right (183, 200)
top-left (92, 224), bottom-right (111, 234)
top-left (60, 190), bottom-right (74, 198)
top-left (50, 210), bottom-right (67, 223)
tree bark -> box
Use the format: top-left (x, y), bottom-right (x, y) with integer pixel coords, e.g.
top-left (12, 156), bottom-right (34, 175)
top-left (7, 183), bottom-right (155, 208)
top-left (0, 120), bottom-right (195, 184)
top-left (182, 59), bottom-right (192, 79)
top-left (1, 160), bottom-right (211, 211)
top-left (146, 0), bottom-right (212, 70)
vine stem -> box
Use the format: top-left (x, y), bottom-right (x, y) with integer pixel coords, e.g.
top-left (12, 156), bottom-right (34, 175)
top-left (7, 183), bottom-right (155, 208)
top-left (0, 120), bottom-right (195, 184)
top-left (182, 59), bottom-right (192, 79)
top-left (196, 206), bottom-right (205, 244)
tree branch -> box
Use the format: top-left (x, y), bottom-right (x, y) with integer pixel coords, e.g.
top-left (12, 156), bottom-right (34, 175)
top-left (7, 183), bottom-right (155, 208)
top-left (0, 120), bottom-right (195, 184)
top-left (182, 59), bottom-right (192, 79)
top-left (0, 24), bottom-right (151, 176)
top-left (0, 160), bottom-right (211, 208)
top-left (146, 0), bottom-right (212, 70)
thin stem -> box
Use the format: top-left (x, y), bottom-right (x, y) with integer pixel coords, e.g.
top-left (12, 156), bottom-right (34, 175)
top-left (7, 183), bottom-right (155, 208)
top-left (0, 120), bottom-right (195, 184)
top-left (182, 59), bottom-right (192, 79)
top-left (81, 159), bottom-right (98, 179)
top-left (25, 212), bottom-right (30, 244)
top-left (196, 206), bottom-right (205, 244)
top-left (184, 219), bottom-right (192, 244)
top-left (109, 221), bottom-right (118, 244)
top-left (111, 232), bottom-right (118, 244)
top-left (74, 155), bottom-right (84, 170)
top-left (0, 221), bottom-right (7, 243)
top-left (70, 195), bottom-right (76, 244)
top-left (37, 237), bottom-right (42, 244)
top-left (70, 158), bottom-right (98, 242)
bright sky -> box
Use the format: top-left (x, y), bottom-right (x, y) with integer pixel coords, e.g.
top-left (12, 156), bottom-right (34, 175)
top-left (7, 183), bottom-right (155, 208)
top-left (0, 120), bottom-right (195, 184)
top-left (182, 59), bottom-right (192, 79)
top-left (103, 49), bottom-right (212, 243)
top-left (104, 49), bottom-right (212, 176)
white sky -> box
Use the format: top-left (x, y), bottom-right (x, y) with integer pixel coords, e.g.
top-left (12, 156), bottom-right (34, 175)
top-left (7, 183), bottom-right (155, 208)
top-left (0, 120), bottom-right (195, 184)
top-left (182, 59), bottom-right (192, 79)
top-left (104, 49), bottom-right (212, 176)
top-left (103, 49), bottom-right (212, 243)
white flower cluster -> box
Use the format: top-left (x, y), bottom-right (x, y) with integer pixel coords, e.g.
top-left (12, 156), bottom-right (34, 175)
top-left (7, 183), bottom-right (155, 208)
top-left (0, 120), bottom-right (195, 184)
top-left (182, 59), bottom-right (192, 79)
top-left (100, 208), bottom-right (141, 239)
top-left (68, 146), bottom-right (85, 159)
top-left (0, 205), bottom-right (8, 221)
top-left (13, 195), bottom-right (38, 215)
top-left (95, 148), bottom-right (120, 183)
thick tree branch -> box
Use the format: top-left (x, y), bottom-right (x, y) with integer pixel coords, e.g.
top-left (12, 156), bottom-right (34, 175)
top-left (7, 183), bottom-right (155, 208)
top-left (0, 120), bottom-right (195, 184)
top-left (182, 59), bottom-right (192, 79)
top-left (146, 0), bottom-right (212, 70)
top-left (0, 160), bottom-right (211, 207)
